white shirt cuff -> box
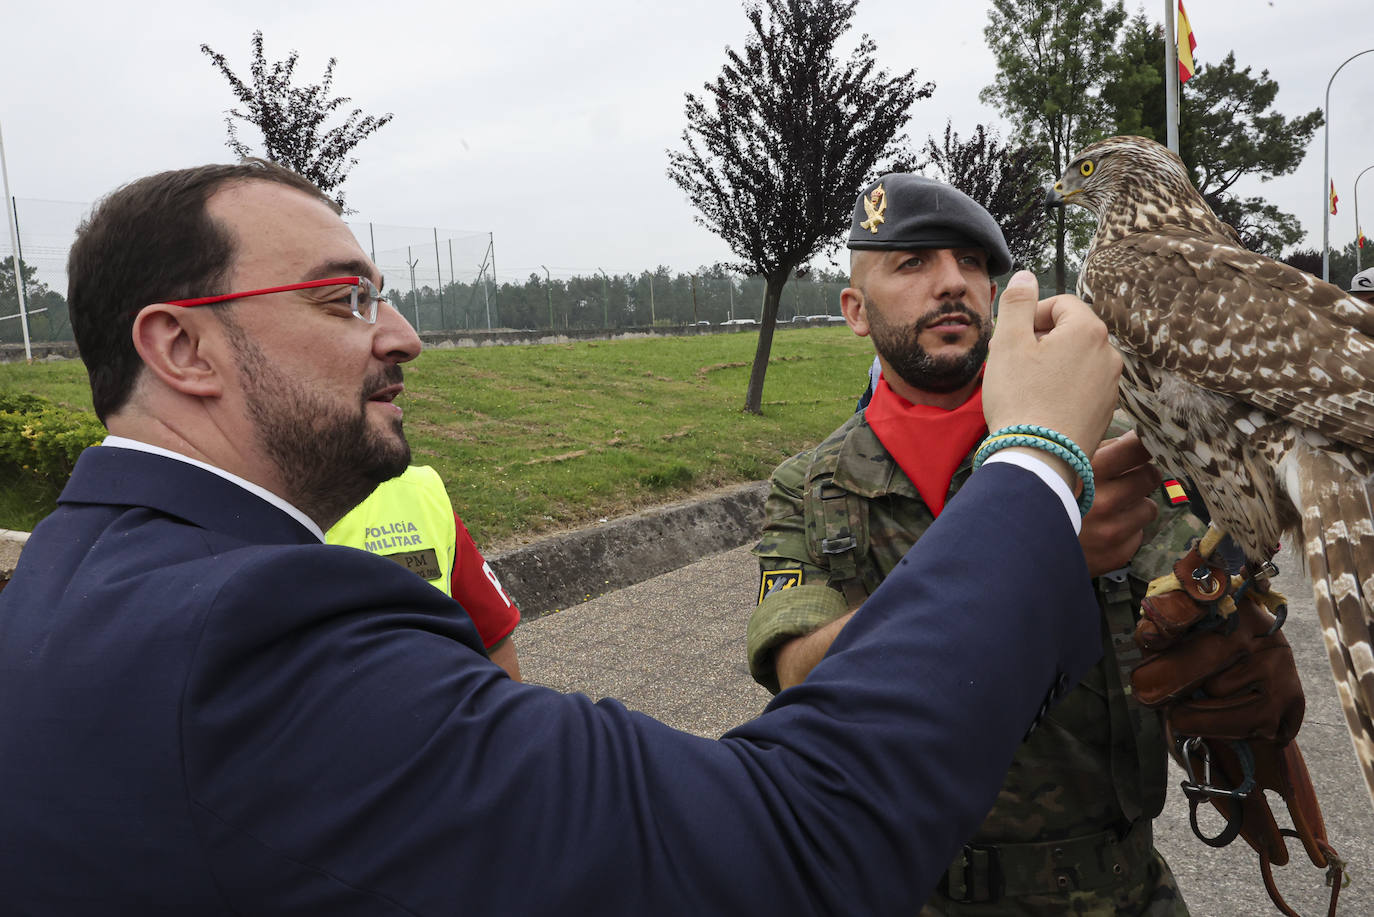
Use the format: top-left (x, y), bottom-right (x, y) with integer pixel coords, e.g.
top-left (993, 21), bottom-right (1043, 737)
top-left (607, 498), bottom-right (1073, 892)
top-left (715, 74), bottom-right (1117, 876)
top-left (983, 451), bottom-right (1082, 534)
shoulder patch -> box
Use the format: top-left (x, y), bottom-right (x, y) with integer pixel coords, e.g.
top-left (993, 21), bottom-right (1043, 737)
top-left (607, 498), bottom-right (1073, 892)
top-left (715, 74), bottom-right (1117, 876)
top-left (1162, 478), bottom-right (1189, 505)
top-left (383, 548), bottom-right (442, 581)
top-left (758, 568), bottom-right (803, 604)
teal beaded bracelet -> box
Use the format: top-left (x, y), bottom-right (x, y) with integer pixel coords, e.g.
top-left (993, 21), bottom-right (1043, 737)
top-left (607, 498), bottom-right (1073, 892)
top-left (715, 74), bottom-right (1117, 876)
top-left (972, 424), bottom-right (1095, 515)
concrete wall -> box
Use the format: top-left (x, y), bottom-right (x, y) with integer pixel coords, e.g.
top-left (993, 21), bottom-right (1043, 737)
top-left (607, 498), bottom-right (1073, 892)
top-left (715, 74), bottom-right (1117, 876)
top-left (0, 342), bottom-right (80, 362)
top-left (487, 481), bottom-right (768, 618)
top-left (0, 484), bottom-right (770, 617)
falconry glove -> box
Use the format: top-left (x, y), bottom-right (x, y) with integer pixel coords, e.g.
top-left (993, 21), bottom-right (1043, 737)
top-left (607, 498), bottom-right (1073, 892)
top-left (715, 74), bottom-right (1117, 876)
top-left (1131, 529), bottom-right (1347, 916)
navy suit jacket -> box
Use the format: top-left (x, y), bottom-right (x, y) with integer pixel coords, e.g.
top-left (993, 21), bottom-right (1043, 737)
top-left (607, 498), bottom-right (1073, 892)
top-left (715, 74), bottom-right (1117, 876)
top-left (0, 446), bottom-right (1100, 915)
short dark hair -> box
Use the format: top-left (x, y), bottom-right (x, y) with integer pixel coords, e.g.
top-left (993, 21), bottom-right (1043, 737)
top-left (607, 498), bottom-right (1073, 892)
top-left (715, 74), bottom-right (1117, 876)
top-left (67, 160), bottom-right (339, 423)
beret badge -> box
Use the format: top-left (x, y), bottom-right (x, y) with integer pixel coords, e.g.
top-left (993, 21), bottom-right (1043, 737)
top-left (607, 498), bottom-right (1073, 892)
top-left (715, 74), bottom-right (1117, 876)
top-left (860, 184), bottom-right (886, 234)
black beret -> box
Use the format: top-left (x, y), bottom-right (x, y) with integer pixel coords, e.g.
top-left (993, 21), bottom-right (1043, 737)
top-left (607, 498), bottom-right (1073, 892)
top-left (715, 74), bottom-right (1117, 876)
top-left (847, 173), bottom-right (1012, 276)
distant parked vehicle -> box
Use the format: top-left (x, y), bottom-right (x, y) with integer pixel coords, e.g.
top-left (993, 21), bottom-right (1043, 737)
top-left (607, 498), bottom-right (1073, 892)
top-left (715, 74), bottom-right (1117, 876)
top-left (694, 320), bottom-right (711, 325)
top-left (720, 318), bottom-right (759, 326)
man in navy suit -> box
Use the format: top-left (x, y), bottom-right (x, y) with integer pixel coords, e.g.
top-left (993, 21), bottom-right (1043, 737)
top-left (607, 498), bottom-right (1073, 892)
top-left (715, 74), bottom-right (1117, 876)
top-left (0, 160), bottom-right (1126, 915)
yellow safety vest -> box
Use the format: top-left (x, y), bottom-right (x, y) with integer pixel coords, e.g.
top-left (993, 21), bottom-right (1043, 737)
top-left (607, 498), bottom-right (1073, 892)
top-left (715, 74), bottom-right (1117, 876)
top-left (326, 465), bottom-right (457, 596)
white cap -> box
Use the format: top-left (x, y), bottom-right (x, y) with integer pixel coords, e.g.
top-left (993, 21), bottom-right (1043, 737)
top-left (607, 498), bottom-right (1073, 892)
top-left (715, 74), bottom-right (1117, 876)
top-left (1350, 267), bottom-right (1374, 295)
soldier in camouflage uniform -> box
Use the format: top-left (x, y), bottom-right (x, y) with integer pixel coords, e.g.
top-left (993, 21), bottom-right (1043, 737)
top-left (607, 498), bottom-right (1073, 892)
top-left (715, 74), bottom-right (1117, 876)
top-left (748, 174), bottom-right (1204, 916)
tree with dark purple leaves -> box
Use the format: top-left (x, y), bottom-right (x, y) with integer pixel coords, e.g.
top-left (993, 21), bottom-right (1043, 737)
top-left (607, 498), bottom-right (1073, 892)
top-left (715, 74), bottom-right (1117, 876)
top-left (200, 31), bottom-right (392, 212)
top-left (914, 122), bottom-right (1051, 275)
top-left (667, 0), bottom-right (932, 415)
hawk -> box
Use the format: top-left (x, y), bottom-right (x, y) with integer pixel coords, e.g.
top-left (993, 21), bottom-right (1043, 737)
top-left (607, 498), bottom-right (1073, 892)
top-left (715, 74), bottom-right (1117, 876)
top-left (1046, 135), bottom-right (1374, 805)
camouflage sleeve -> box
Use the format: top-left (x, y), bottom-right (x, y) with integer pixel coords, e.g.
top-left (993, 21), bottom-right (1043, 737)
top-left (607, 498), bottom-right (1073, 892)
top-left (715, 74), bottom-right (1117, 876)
top-left (1129, 485), bottom-right (1207, 582)
top-left (1100, 414), bottom-right (1209, 583)
top-left (748, 453), bottom-right (848, 694)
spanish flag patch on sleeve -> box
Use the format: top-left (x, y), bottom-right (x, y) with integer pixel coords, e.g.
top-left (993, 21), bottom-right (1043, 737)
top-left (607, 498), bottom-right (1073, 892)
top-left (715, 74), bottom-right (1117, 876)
top-left (758, 568), bottom-right (803, 604)
top-left (1163, 479), bottom-right (1189, 505)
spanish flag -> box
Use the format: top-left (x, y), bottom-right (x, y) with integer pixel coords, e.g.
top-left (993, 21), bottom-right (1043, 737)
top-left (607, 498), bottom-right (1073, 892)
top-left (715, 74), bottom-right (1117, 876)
top-left (1331, 180), bottom-right (1339, 216)
top-left (1359, 227), bottom-right (1366, 249)
top-left (1177, 1), bottom-right (1198, 83)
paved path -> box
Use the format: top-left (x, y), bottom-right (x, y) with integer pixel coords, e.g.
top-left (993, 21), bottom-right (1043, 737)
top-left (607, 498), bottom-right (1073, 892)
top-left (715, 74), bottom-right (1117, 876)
top-left (518, 542), bottom-right (1371, 915)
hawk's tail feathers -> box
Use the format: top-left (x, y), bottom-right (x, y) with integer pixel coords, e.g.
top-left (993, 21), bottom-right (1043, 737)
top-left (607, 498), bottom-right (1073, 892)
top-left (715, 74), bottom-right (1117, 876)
top-left (1290, 444), bottom-right (1374, 807)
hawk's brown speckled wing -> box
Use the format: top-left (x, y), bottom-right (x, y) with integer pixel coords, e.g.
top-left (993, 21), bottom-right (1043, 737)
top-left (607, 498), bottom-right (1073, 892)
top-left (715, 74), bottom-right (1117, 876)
top-left (1080, 229), bottom-right (1374, 454)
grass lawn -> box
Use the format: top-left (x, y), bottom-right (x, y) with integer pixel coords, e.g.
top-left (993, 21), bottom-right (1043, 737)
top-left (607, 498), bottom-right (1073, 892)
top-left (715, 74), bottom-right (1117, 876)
top-left (0, 326), bottom-right (874, 549)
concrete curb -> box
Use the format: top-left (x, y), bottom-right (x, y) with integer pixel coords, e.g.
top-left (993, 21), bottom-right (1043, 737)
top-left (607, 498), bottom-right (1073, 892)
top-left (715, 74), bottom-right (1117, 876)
top-left (488, 480), bottom-right (769, 619)
top-left (0, 529), bottom-right (28, 586)
top-left (0, 485), bottom-right (771, 616)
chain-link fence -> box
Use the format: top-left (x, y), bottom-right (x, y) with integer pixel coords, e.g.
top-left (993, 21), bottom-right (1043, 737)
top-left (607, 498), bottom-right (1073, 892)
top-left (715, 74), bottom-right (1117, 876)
top-left (2, 197), bottom-right (850, 343)
top-left (476, 270), bottom-right (848, 333)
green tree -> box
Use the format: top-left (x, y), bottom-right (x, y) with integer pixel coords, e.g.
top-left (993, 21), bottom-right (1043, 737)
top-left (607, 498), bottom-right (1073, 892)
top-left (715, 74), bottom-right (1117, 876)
top-left (0, 258), bottom-right (70, 345)
top-left (1103, 16), bottom-right (1323, 257)
top-left (915, 122), bottom-right (1051, 273)
top-left (1099, 11), bottom-right (1165, 143)
top-left (200, 31), bottom-right (393, 210)
top-left (981, 0), bottom-right (1126, 293)
top-left (1282, 241), bottom-right (1363, 291)
top-left (667, 0), bottom-right (932, 414)
top-left (0, 256), bottom-right (44, 313)
top-left (1179, 51), bottom-right (1321, 256)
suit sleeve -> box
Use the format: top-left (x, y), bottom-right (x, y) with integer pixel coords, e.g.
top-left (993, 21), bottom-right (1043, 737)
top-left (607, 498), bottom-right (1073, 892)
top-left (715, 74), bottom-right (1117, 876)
top-left (183, 461), bottom-right (1100, 917)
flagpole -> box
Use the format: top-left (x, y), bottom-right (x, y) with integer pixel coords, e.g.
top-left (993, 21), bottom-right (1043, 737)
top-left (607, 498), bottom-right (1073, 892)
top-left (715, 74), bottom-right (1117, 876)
top-left (1356, 164), bottom-right (1374, 273)
top-left (1322, 49), bottom-right (1374, 283)
top-left (0, 120), bottom-right (32, 363)
top-left (1164, 0), bottom-right (1179, 153)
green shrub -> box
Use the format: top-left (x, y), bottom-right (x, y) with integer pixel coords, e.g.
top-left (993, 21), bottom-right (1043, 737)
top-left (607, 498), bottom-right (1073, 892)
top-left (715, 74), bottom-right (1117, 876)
top-left (0, 393), bottom-right (104, 483)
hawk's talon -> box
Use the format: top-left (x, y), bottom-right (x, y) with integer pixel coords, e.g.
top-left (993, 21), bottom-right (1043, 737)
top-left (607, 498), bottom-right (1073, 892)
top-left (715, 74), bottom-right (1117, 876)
top-left (1265, 602), bottom-right (1288, 636)
top-left (1231, 566), bottom-right (1289, 633)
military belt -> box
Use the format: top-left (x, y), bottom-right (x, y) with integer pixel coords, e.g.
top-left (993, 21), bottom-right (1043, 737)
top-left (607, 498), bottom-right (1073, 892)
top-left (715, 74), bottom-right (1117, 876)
top-left (942, 818), bottom-right (1153, 903)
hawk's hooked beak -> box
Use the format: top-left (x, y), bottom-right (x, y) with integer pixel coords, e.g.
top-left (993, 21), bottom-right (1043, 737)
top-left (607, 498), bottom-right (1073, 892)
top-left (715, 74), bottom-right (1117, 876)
top-left (1044, 183), bottom-right (1066, 210)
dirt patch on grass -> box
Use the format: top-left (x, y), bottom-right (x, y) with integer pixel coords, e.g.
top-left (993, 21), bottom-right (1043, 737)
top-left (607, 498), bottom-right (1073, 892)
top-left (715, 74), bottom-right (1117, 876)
top-left (521, 449), bottom-right (590, 465)
top-left (695, 361), bottom-right (750, 378)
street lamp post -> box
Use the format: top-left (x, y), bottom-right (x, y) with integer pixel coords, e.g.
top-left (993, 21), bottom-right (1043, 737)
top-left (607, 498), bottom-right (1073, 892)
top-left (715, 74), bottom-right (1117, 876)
top-left (1322, 49), bottom-right (1374, 281)
top-left (1355, 165), bottom-right (1374, 273)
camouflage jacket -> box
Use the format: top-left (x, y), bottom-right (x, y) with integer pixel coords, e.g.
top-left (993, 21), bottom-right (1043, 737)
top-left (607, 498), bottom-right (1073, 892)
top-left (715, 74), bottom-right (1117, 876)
top-left (749, 412), bottom-right (1202, 914)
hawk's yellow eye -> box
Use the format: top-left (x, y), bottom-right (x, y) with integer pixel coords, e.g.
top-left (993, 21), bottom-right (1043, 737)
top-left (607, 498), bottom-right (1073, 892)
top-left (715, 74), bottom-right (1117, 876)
top-left (1080, 160), bottom-right (1095, 177)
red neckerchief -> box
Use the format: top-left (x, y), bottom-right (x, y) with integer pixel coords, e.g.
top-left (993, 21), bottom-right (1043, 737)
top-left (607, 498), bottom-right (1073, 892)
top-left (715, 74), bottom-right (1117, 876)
top-left (864, 375), bottom-right (986, 517)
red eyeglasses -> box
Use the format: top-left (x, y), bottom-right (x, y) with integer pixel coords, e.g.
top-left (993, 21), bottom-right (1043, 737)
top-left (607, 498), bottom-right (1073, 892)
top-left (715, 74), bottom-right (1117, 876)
top-left (162, 276), bottom-right (383, 324)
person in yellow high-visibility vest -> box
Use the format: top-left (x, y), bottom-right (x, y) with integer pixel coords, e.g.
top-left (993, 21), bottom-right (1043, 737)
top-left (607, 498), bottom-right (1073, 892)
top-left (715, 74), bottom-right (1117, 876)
top-left (328, 465), bottom-right (521, 680)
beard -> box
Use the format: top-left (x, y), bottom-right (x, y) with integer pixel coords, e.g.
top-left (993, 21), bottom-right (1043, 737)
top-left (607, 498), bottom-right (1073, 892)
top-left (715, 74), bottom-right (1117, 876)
top-left (866, 297), bottom-right (990, 394)
top-left (223, 319), bottom-right (411, 525)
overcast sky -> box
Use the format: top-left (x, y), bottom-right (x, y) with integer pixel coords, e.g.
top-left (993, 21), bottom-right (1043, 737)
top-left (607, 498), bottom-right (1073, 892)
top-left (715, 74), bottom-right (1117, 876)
top-left (2, 0), bottom-right (1371, 290)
